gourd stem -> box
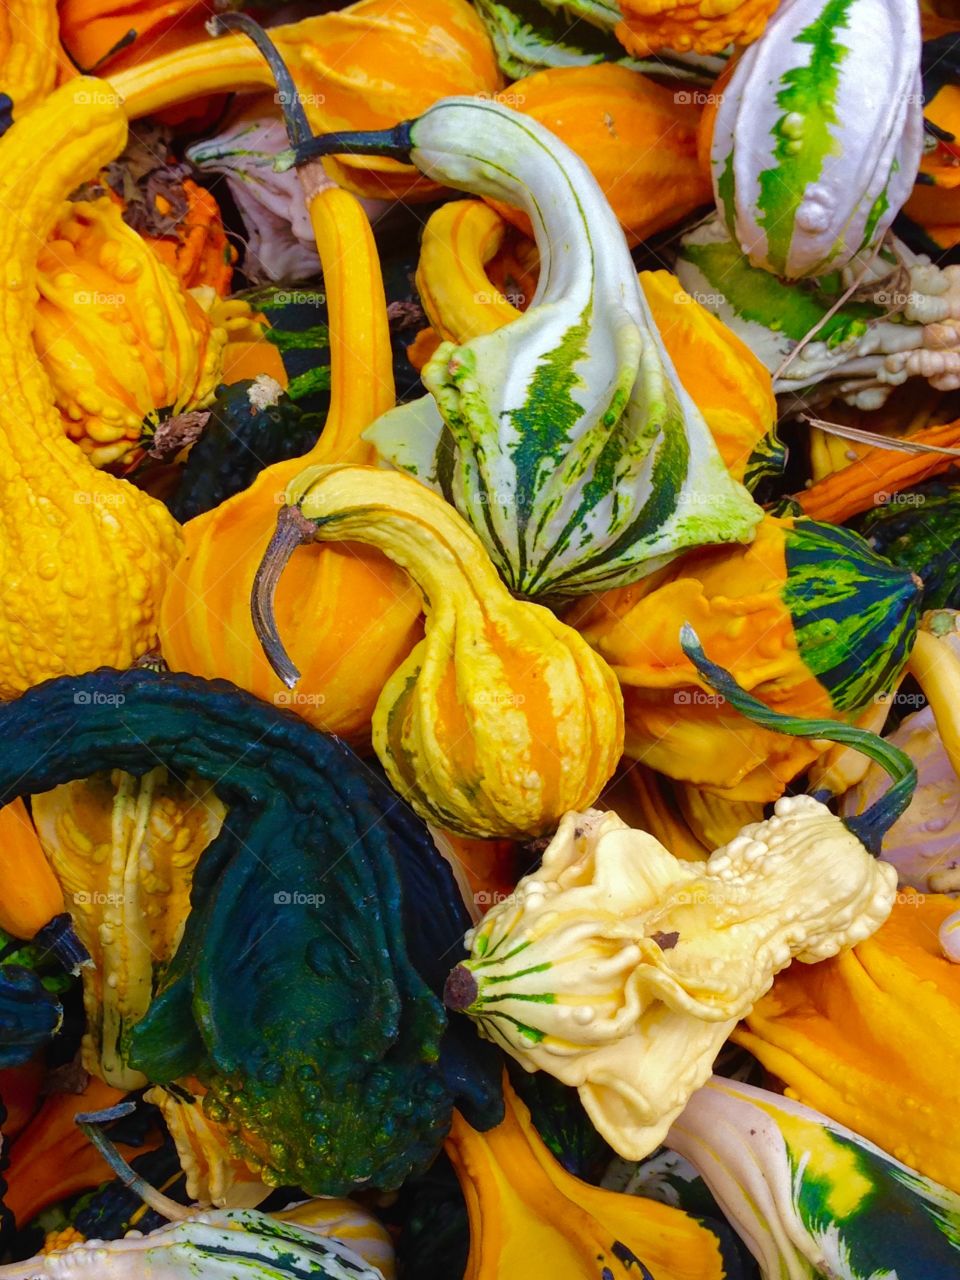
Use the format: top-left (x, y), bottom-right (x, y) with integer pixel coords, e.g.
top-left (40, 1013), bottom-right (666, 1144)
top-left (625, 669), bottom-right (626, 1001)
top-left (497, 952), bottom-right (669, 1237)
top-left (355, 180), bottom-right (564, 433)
top-left (251, 505), bottom-right (316, 687)
top-left (680, 624), bottom-right (917, 853)
top-left (292, 123), bottom-right (414, 169)
top-left (208, 12), bottom-right (414, 168)
top-left (209, 12), bottom-right (312, 148)
top-left (74, 1102), bottom-right (195, 1222)
top-left (32, 911), bottom-right (90, 975)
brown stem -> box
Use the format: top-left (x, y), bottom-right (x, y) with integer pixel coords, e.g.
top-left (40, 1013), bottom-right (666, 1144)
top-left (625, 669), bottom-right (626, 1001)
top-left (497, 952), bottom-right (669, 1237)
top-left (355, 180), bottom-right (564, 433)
top-left (251, 504), bottom-right (316, 689)
top-left (75, 1102), bottom-right (194, 1222)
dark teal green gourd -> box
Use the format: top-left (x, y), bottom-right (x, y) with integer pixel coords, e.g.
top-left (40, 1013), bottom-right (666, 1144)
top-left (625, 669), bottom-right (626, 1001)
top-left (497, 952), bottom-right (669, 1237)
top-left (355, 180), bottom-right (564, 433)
top-left (0, 669), bottom-right (501, 1196)
top-left (855, 480), bottom-right (960, 613)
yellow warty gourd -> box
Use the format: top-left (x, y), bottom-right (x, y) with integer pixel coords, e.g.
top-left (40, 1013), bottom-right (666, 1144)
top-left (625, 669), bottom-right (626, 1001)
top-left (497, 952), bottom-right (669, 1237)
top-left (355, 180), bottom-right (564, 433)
top-left (0, 79), bottom-right (182, 697)
top-left (35, 197), bottom-right (227, 469)
top-left (32, 767), bottom-right (224, 1088)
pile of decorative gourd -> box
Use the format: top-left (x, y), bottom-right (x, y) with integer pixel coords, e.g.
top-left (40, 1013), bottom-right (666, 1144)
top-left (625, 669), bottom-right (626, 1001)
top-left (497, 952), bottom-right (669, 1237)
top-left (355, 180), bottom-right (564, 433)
top-left (0, 0), bottom-right (959, 1275)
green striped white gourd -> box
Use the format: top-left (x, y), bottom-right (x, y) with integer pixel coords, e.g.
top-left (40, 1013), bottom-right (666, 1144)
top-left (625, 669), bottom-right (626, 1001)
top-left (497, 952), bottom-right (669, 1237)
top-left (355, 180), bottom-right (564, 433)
top-left (0, 1210), bottom-right (385, 1279)
top-left (675, 216), bottom-right (960, 408)
top-left (711, 0), bottom-right (923, 280)
top-left (365, 98), bottom-right (761, 598)
top-left (669, 1077), bottom-right (960, 1280)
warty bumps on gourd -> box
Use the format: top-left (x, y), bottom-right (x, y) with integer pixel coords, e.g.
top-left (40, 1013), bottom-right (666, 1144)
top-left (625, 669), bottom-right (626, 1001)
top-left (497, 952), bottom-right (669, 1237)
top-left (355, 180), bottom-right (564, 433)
top-left (444, 801), bottom-right (896, 1160)
top-left (0, 80), bottom-right (181, 698)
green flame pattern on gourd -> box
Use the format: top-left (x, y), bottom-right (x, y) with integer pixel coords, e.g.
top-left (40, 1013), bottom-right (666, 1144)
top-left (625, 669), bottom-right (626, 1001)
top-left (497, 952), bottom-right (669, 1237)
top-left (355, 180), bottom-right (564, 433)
top-left (365, 98), bottom-right (761, 598)
top-left (782, 520), bottom-right (921, 712)
top-left (755, 0), bottom-right (853, 276)
top-left (669, 1078), bottom-right (960, 1280)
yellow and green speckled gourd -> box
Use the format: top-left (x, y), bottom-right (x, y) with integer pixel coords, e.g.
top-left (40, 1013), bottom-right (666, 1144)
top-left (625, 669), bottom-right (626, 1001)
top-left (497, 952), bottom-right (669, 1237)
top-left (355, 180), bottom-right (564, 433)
top-left (252, 465), bottom-right (624, 839)
top-left (0, 79), bottom-right (182, 698)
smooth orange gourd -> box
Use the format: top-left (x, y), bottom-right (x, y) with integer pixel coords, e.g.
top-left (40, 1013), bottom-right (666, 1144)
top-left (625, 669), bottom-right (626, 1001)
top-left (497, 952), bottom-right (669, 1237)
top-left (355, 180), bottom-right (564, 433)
top-left (160, 187), bottom-right (423, 745)
top-left (0, 799), bottom-right (64, 941)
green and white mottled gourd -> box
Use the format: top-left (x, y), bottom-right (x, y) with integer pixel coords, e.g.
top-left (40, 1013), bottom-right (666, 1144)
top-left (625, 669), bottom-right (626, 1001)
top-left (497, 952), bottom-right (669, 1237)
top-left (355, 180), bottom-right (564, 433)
top-left (669, 1076), bottom-right (960, 1280)
top-left (675, 217), bottom-right (960, 408)
top-left (365, 98), bottom-right (761, 597)
top-left (711, 0), bottom-right (923, 279)
top-left (0, 1209), bottom-right (384, 1278)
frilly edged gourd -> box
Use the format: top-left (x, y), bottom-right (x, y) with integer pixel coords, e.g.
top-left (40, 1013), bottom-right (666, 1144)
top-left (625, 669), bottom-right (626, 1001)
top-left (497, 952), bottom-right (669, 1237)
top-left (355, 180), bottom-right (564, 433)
top-left (444, 1076), bottom-right (736, 1280)
top-left (668, 1076), bottom-right (960, 1280)
top-left (253, 465), bottom-right (624, 839)
top-left (676, 216), bottom-right (960, 409)
top-left (709, 0), bottom-right (923, 280)
top-left (443, 797), bottom-right (896, 1160)
top-left (735, 884), bottom-right (960, 1194)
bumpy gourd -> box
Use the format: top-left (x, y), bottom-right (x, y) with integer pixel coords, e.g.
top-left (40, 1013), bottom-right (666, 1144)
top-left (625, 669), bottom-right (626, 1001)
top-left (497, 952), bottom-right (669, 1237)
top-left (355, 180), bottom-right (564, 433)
top-left (0, 666), bottom-right (500, 1195)
top-left (106, 0), bottom-right (501, 202)
top-left (445, 1077), bottom-right (732, 1280)
top-left (0, 80), bottom-right (182, 698)
top-left (736, 891), bottom-right (960, 1194)
top-left (709, 0), bottom-right (923, 278)
top-left (35, 197), bottom-right (226, 470)
top-left (0, 0), bottom-right (58, 118)
top-left (569, 515), bottom-right (921, 800)
top-left (669, 1076), bottom-right (960, 1280)
top-left (31, 768), bottom-right (225, 1089)
top-left (0, 799), bottom-right (64, 941)
top-left (444, 801), bottom-right (895, 1159)
top-left (159, 186), bottom-right (423, 746)
top-left (494, 64), bottom-right (711, 248)
top-left (254, 465), bottom-right (624, 839)
top-left (676, 217), bottom-right (960, 407)
top-left (615, 0), bottom-right (778, 56)
top-left (362, 98), bottom-right (760, 597)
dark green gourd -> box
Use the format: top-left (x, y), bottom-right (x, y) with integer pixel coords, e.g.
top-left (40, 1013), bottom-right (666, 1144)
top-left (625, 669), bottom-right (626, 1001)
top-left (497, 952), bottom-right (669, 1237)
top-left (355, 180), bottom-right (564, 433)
top-left (0, 669), bottom-right (501, 1196)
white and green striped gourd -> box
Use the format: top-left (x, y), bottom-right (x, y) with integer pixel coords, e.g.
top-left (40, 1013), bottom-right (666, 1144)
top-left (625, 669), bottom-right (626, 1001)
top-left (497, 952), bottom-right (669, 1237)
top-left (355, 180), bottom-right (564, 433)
top-left (710, 0), bottom-right (924, 279)
top-left (365, 98), bottom-right (762, 598)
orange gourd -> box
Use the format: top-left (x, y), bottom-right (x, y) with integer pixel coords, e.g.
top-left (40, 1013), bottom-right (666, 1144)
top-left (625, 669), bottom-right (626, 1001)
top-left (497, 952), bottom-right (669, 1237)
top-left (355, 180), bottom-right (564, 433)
top-left (159, 187), bottom-right (423, 745)
top-left (0, 799), bottom-right (63, 941)
top-left (494, 64), bottom-right (711, 247)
